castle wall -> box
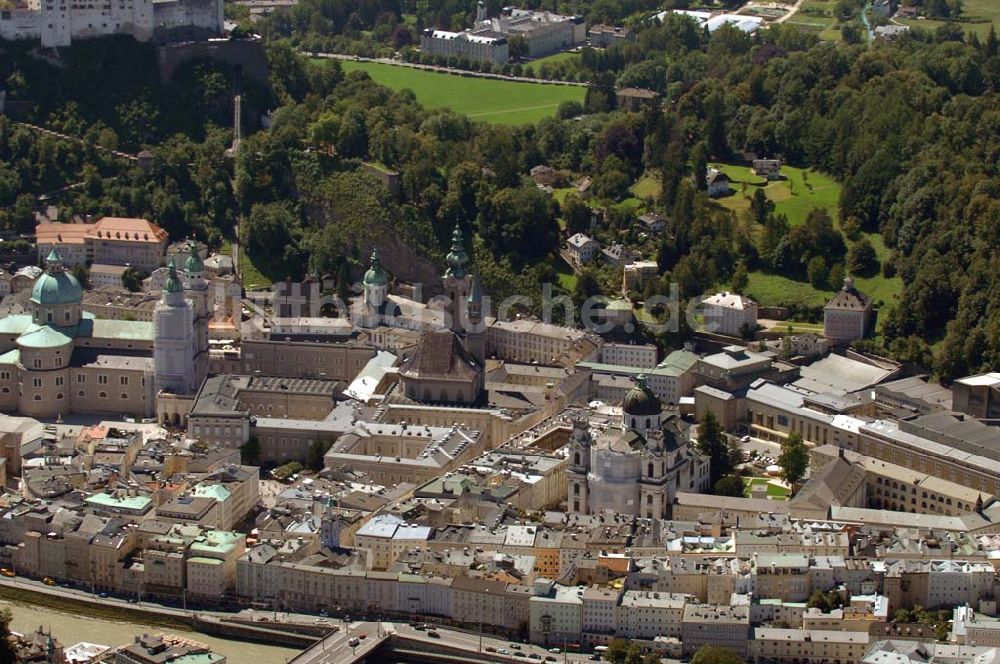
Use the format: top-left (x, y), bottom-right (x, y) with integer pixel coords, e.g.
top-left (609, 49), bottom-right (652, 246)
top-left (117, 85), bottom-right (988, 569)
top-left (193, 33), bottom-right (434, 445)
top-left (0, 0), bottom-right (219, 47)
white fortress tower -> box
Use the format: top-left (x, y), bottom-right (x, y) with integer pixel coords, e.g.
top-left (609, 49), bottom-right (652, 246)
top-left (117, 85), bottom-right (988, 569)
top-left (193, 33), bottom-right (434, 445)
top-left (153, 259), bottom-right (197, 395)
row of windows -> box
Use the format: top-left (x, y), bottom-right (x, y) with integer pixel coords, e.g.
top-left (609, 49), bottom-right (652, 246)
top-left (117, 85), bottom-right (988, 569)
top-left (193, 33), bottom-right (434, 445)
top-left (14, 374), bottom-right (130, 387)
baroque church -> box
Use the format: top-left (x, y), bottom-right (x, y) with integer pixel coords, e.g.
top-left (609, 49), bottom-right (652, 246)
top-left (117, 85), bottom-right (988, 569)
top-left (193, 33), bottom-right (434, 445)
top-left (0, 245), bottom-right (208, 420)
top-left (388, 224), bottom-right (487, 405)
top-left (566, 375), bottom-right (711, 519)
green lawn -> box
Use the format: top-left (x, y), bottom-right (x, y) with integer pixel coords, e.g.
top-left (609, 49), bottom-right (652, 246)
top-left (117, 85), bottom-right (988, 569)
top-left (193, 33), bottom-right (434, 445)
top-left (746, 271), bottom-right (833, 308)
top-left (786, 0), bottom-right (843, 40)
top-left (899, 0), bottom-right (1000, 38)
top-left (744, 477), bottom-right (791, 500)
top-left (336, 60), bottom-right (586, 125)
top-left (712, 161), bottom-right (900, 314)
top-left (529, 51), bottom-right (581, 67)
top-left (630, 172), bottom-right (660, 200)
top-left (711, 163), bottom-right (841, 227)
top-left (239, 246), bottom-right (273, 290)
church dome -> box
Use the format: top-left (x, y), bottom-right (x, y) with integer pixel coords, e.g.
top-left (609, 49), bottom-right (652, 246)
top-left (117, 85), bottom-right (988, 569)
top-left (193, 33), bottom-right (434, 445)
top-left (363, 248), bottom-right (388, 286)
top-left (183, 241), bottom-right (204, 274)
top-left (623, 374), bottom-right (661, 417)
top-left (31, 250), bottom-right (82, 305)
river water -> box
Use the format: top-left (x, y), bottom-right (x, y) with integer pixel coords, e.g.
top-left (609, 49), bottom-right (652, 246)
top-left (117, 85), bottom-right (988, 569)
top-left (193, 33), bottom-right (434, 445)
top-left (2, 600), bottom-right (302, 663)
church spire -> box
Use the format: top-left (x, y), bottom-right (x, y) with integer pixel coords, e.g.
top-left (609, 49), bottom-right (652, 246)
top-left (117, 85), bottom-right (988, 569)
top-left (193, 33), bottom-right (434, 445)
top-left (163, 258), bottom-right (183, 295)
top-left (444, 224), bottom-right (469, 278)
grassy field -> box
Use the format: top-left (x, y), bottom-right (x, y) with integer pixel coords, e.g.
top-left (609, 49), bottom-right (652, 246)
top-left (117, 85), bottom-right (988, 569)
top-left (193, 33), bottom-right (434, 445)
top-left (899, 0), bottom-right (1000, 38)
top-left (239, 246), bottom-right (273, 290)
top-left (630, 172), bottom-right (660, 200)
top-left (711, 161), bottom-right (901, 315)
top-left (746, 271), bottom-right (833, 308)
top-left (786, 0), bottom-right (843, 40)
top-left (744, 477), bottom-right (791, 500)
top-left (711, 163), bottom-right (840, 227)
top-left (529, 51), bottom-right (581, 67)
top-left (336, 60), bottom-right (586, 125)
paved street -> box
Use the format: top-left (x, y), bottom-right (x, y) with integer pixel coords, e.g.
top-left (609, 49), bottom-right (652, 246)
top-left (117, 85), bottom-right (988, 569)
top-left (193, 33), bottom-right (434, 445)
top-left (295, 620), bottom-right (601, 664)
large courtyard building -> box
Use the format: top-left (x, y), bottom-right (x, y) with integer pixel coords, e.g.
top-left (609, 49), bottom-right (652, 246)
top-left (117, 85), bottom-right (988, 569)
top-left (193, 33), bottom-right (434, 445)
top-left (421, 1), bottom-right (584, 64)
top-left (36, 218), bottom-right (169, 272)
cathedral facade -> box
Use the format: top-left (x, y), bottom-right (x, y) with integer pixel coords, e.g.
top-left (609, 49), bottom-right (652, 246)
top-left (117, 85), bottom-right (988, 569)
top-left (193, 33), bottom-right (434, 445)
top-left (567, 375), bottom-right (711, 519)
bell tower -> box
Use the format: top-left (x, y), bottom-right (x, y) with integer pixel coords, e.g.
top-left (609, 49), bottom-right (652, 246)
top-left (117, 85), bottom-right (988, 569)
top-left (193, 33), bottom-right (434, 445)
top-left (567, 418), bottom-right (592, 514)
top-left (154, 260), bottom-right (197, 395)
top-left (443, 224), bottom-right (473, 334)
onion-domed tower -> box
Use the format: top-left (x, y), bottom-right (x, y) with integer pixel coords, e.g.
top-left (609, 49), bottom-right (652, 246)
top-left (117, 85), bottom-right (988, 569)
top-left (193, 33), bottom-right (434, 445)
top-left (622, 374), bottom-right (661, 435)
top-left (443, 224), bottom-right (472, 334)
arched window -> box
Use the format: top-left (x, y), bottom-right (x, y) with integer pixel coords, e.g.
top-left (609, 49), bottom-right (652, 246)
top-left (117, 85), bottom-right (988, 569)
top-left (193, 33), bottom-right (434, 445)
top-left (647, 463), bottom-right (654, 478)
top-left (645, 418), bottom-right (650, 429)
top-left (646, 494), bottom-right (653, 505)
top-left (99, 392), bottom-right (107, 399)
top-left (574, 452), bottom-right (581, 466)
top-left (440, 389), bottom-right (449, 402)
top-left (56, 393), bottom-right (63, 400)
top-left (573, 484), bottom-right (580, 495)
top-left (78, 391), bottom-right (85, 398)
top-left (33, 395), bottom-right (41, 401)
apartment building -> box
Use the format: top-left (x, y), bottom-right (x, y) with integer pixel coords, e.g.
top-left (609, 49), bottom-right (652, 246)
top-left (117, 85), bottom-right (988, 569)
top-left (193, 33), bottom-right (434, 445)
top-left (750, 628), bottom-right (871, 663)
top-left (680, 604), bottom-right (750, 657)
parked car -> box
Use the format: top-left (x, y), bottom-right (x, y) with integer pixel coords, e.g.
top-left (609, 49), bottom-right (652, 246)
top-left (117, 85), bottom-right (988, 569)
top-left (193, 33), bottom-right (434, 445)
top-left (427, 631), bottom-right (441, 638)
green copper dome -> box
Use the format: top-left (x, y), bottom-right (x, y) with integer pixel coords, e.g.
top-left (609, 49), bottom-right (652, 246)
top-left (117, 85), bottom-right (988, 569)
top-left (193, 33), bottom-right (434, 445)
top-left (623, 374), bottom-right (661, 417)
top-left (31, 249), bottom-right (82, 305)
top-left (163, 258), bottom-right (183, 294)
top-left (183, 240), bottom-right (204, 274)
top-left (363, 248), bottom-right (388, 286)
top-left (445, 224), bottom-right (469, 278)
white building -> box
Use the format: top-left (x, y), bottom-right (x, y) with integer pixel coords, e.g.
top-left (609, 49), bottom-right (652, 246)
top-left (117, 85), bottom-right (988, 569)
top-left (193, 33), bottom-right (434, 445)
top-left (419, 29), bottom-right (509, 65)
top-left (701, 292), bottom-right (758, 338)
top-left (600, 342), bottom-right (658, 369)
top-left (530, 583), bottom-right (585, 647)
top-left (617, 591), bottom-right (693, 639)
top-left (88, 264), bottom-right (126, 290)
top-left (566, 233), bottom-right (599, 265)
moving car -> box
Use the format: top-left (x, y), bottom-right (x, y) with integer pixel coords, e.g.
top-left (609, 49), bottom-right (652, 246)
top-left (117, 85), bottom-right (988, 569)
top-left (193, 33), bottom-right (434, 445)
top-left (348, 637), bottom-right (360, 647)
top-left (43, 577), bottom-right (56, 586)
top-left (427, 631), bottom-right (441, 638)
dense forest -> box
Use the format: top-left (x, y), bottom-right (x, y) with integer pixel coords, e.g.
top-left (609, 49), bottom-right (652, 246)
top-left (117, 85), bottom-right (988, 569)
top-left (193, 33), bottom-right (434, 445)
top-left (2, 12), bottom-right (1000, 380)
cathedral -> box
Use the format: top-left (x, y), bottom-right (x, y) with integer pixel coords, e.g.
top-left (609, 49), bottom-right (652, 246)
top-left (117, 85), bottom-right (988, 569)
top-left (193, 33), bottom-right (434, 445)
top-left (566, 375), bottom-right (711, 519)
top-left (0, 245), bottom-right (207, 420)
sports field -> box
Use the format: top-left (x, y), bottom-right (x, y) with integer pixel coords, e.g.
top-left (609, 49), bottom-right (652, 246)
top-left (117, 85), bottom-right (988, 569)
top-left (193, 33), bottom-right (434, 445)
top-left (336, 60), bottom-right (586, 125)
